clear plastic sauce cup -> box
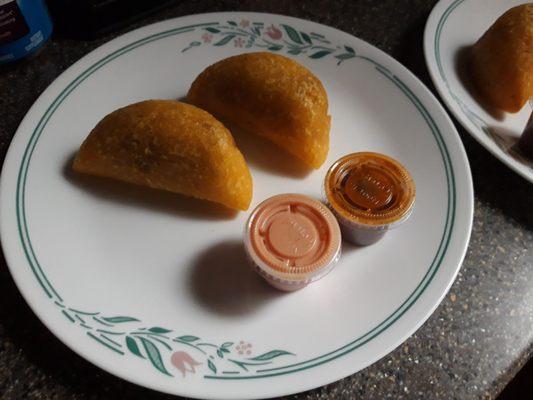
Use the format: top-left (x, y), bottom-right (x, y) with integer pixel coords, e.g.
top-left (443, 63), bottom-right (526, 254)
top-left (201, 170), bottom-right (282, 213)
top-left (244, 194), bottom-right (341, 291)
top-left (324, 152), bottom-right (415, 246)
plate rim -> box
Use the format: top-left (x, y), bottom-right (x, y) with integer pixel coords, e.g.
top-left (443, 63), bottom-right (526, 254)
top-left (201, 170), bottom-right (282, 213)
top-left (423, 0), bottom-right (533, 183)
top-left (1, 11), bottom-right (474, 399)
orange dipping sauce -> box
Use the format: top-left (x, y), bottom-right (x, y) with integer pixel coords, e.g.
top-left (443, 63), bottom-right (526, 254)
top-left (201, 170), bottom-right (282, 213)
top-left (325, 152), bottom-right (415, 245)
top-left (244, 194), bottom-right (341, 291)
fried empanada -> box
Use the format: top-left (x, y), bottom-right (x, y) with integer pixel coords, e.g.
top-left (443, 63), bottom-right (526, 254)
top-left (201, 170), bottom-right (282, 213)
top-left (187, 52), bottom-right (331, 169)
top-left (73, 100), bottom-right (252, 210)
top-left (471, 4), bottom-right (533, 113)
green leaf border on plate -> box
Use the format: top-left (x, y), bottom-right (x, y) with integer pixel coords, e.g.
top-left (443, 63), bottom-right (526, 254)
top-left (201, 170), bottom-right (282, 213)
top-left (181, 19), bottom-right (356, 65)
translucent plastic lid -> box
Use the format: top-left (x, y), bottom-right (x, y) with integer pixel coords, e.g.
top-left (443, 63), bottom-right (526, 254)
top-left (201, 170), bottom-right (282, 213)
top-left (325, 152), bottom-right (416, 226)
top-left (246, 194), bottom-right (341, 278)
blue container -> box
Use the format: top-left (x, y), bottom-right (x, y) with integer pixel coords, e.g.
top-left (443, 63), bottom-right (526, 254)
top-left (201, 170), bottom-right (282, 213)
top-left (0, 0), bottom-right (53, 64)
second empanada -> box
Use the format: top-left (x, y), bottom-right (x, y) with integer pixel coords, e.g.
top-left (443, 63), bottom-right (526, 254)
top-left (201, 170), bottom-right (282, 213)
top-left (187, 52), bottom-right (331, 169)
top-left (470, 4), bottom-right (533, 113)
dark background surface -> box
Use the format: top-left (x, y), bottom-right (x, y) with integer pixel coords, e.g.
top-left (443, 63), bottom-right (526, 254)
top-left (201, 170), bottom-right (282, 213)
top-left (1, 1), bottom-right (532, 399)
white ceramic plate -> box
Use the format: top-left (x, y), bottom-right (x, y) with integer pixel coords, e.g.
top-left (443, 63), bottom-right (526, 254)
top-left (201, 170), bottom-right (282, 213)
top-left (424, 0), bottom-right (533, 183)
top-left (0, 12), bottom-right (473, 399)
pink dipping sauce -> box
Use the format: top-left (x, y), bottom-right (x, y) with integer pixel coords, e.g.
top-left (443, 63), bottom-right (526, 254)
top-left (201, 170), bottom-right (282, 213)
top-left (244, 194), bottom-right (341, 291)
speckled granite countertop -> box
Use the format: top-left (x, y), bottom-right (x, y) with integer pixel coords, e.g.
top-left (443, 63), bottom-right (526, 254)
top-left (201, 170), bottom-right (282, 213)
top-left (0, 1), bottom-right (532, 399)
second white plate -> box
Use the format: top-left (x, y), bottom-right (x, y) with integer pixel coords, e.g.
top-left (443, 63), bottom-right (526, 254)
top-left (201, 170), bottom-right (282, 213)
top-left (424, 0), bottom-right (533, 183)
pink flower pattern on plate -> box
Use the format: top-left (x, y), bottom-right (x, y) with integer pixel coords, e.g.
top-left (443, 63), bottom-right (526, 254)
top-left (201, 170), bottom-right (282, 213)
top-left (234, 37), bottom-right (245, 47)
top-left (171, 351), bottom-right (201, 377)
top-left (265, 24), bottom-right (282, 40)
top-left (182, 20), bottom-right (357, 65)
top-left (236, 340), bottom-right (252, 355)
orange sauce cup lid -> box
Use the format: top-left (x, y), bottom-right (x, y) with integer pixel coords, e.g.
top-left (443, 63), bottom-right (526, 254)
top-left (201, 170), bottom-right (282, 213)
top-left (325, 152), bottom-right (415, 227)
top-left (245, 194), bottom-right (341, 282)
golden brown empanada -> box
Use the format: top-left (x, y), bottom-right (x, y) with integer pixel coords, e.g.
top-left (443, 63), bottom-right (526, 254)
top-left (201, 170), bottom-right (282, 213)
top-left (471, 4), bottom-right (533, 113)
top-left (187, 52), bottom-right (331, 169)
top-left (73, 100), bottom-right (253, 210)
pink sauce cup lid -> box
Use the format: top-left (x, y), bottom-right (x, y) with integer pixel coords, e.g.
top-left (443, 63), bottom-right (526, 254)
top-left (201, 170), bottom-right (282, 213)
top-left (244, 194), bottom-right (341, 286)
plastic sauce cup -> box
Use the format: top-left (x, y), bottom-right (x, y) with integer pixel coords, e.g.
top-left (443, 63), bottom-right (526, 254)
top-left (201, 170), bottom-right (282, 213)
top-left (324, 152), bottom-right (415, 246)
top-left (244, 194), bottom-right (341, 291)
